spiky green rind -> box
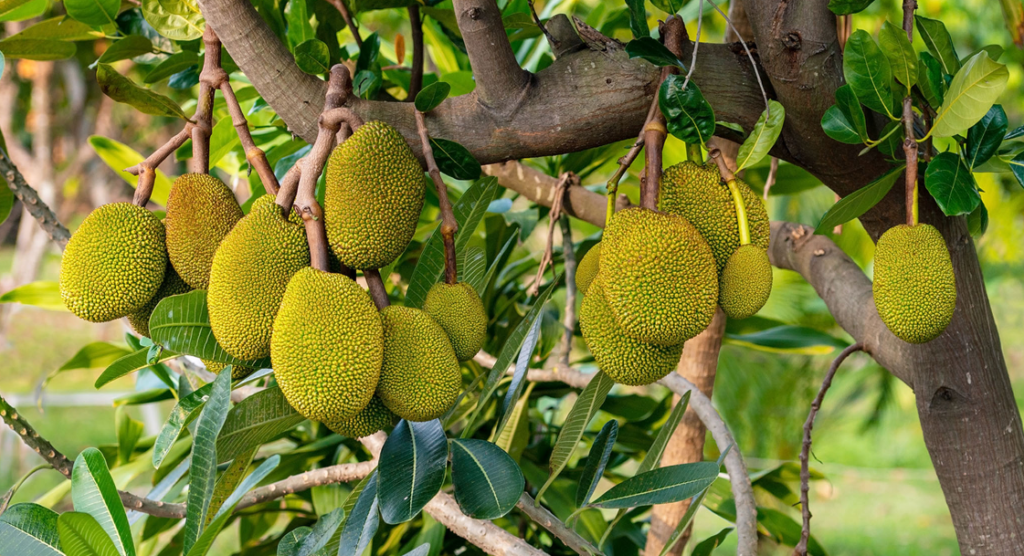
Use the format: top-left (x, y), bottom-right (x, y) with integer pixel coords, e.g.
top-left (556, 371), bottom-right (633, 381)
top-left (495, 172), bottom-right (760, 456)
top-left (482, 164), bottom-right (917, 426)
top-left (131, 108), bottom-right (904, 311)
top-left (60, 203), bottom-right (167, 322)
top-left (272, 268), bottom-right (384, 423)
top-left (873, 224), bottom-right (956, 344)
top-left (325, 396), bottom-right (396, 438)
top-left (718, 245), bottom-right (773, 320)
top-left (324, 121), bottom-right (425, 269)
top-left (376, 306), bottom-right (461, 422)
top-left (208, 195), bottom-right (309, 360)
top-left (127, 265), bottom-right (192, 337)
top-left (580, 277), bottom-right (684, 386)
top-left (201, 360), bottom-right (257, 380)
top-left (600, 208), bottom-right (718, 345)
top-left (423, 282), bottom-right (487, 361)
top-left (165, 174), bottom-right (244, 289)
top-left (576, 243), bottom-right (601, 296)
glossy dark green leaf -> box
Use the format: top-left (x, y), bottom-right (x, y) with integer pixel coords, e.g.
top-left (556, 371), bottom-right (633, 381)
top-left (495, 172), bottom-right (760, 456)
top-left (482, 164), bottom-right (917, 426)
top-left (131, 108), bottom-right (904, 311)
top-left (94, 347), bottom-right (177, 388)
top-left (429, 138), bottom-right (481, 180)
top-left (96, 64), bottom-right (187, 119)
top-left (931, 52), bottom-right (1009, 138)
top-left (924, 152), bottom-right (981, 216)
top-left (449, 439), bottom-right (525, 519)
top-left (756, 508), bottom-right (827, 556)
top-left (625, 0), bottom-right (648, 38)
top-left (736, 100), bottom-right (785, 171)
top-left (915, 15), bottom-right (960, 75)
top-left (813, 164), bottom-right (904, 233)
top-left (414, 81), bottom-right (450, 112)
top-left (625, 37), bottom-right (684, 69)
top-left (657, 474), bottom-right (715, 556)
top-left (144, 51), bottom-right (199, 83)
top-left (294, 38), bottom-right (330, 74)
top-left (150, 290), bottom-right (271, 369)
top-left (659, 75), bottom-right (715, 146)
top-left (354, 70), bottom-right (379, 99)
top-left (966, 105), bottom-right (1007, 168)
top-left (967, 201), bottom-right (989, 237)
top-left (355, 32), bottom-right (380, 74)
top-left (878, 21), bottom-right (916, 93)
top-left (71, 448), bottom-right (135, 556)
top-left (588, 461), bottom-right (719, 509)
top-left (821, 106), bottom-right (861, 144)
top-left (842, 30), bottom-right (894, 118)
top-left (575, 419), bottom-right (618, 508)
top-left (0, 503), bottom-right (63, 556)
top-left (378, 420), bottom-right (448, 524)
top-left (140, 0), bottom-right (204, 41)
top-left (284, 0), bottom-right (313, 47)
top-left (828, 0), bottom-right (873, 15)
top-left (216, 385), bottom-right (305, 463)
top-left (56, 512), bottom-right (119, 556)
top-left (64, 0), bottom-right (117, 26)
top-left (1008, 150), bottom-right (1024, 189)
top-left (0, 38), bottom-right (76, 60)
top-left (917, 52), bottom-right (945, 108)
top-left (98, 36), bottom-right (153, 63)
top-left (337, 472), bottom-right (379, 556)
top-left (494, 316), bottom-right (542, 439)
top-left (691, 527), bottom-right (733, 556)
top-left (182, 368), bottom-right (232, 554)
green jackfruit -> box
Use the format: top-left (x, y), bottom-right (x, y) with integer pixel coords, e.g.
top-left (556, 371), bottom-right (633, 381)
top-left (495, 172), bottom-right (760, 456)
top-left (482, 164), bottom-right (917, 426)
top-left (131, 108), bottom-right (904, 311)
top-left (325, 396), bottom-right (396, 438)
top-left (600, 208), bottom-right (718, 345)
top-left (272, 268), bottom-right (384, 423)
top-left (423, 282), bottom-right (487, 361)
top-left (661, 162), bottom-right (770, 272)
top-left (576, 243), bottom-right (601, 296)
top-left (60, 203), bottom-right (167, 322)
top-left (718, 245), bottom-right (772, 319)
top-left (127, 266), bottom-right (191, 337)
top-left (376, 306), bottom-right (461, 422)
top-left (873, 224), bottom-right (956, 344)
top-left (580, 277), bottom-right (684, 386)
top-left (201, 360), bottom-right (257, 381)
top-left (325, 121), bottom-right (425, 269)
top-left (165, 173), bottom-right (244, 289)
top-left (208, 195), bottom-right (309, 360)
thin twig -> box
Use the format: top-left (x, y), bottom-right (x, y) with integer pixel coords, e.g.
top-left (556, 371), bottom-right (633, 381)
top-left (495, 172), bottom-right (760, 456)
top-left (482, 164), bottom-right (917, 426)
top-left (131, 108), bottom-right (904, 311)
top-left (680, 0), bottom-right (704, 92)
top-left (518, 492), bottom-right (600, 555)
top-left (639, 17), bottom-right (686, 210)
top-left (763, 156), bottom-right (778, 200)
top-left (901, 0), bottom-right (919, 227)
top-left (529, 173), bottom-right (571, 295)
top-left (0, 148), bottom-right (71, 248)
top-left (189, 26), bottom-right (222, 175)
top-left (407, 5), bottom-right (424, 100)
top-left (414, 110), bottom-right (459, 284)
top-left (704, 0), bottom-right (771, 116)
top-left (526, 0), bottom-right (557, 51)
top-left (558, 215), bottom-right (575, 368)
top-left (364, 268), bottom-right (390, 309)
top-left (220, 81), bottom-right (279, 195)
top-left (328, 0), bottom-right (362, 49)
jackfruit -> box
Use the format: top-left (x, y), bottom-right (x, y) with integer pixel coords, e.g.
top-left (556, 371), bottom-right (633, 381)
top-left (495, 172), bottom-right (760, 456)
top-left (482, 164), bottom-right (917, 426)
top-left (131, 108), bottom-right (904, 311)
top-left (60, 203), bottom-right (167, 322)
top-left (600, 208), bottom-right (718, 345)
top-left (208, 195), bottom-right (309, 360)
top-left (423, 282), bottom-right (487, 361)
top-left (376, 306), bottom-right (461, 422)
top-left (165, 174), bottom-right (244, 289)
top-left (325, 396), bottom-right (396, 438)
top-left (272, 267), bottom-right (384, 423)
top-left (201, 360), bottom-right (257, 381)
top-left (126, 266), bottom-right (191, 337)
top-left (873, 224), bottom-right (956, 344)
top-left (580, 277), bottom-right (684, 386)
top-left (660, 162), bottom-right (770, 272)
top-left (718, 245), bottom-right (772, 319)
top-left (576, 243), bottom-right (601, 296)
top-left (325, 121), bottom-right (425, 269)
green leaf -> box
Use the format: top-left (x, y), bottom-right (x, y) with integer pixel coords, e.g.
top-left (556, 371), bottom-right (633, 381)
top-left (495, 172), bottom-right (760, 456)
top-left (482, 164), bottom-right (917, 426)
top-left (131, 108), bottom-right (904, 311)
top-left (915, 15), bottom-right (960, 75)
top-left (414, 81), bottom-right (450, 112)
top-left (575, 419), bottom-right (618, 508)
top-left (735, 100), bottom-right (785, 171)
top-left (429, 138), bottom-right (481, 180)
top-left (828, 0), bottom-right (873, 15)
top-left (924, 152), bottom-right (980, 216)
top-left (294, 38), bottom-right (330, 75)
top-left (931, 52), bottom-right (1009, 138)
top-left (657, 476), bottom-right (715, 556)
top-left (0, 280), bottom-right (64, 310)
top-left (205, 448), bottom-right (255, 524)
top-left (353, 70), bottom-right (380, 100)
top-left (691, 527), bottom-right (733, 556)
top-left (449, 439), bottom-right (524, 519)
top-left (0, 38), bottom-right (76, 60)
top-left (842, 30), bottom-right (894, 119)
top-left (820, 106), bottom-right (861, 145)
top-left (94, 347), bottom-right (177, 388)
top-left (115, 407), bottom-right (145, 464)
top-left (458, 245), bottom-right (487, 295)
top-left (967, 201), bottom-right (989, 237)
top-left (0, 0), bottom-right (45, 21)
top-left (56, 513), bottom-right (120, 556)
top-left (71, 448), bottom-right (135, 556)
top-left (588, 461), bottom-right (719, 509)
top-left (1008, 150), bottom-right (1024, 189)
top-left (182, 368), bottom-right (232, 554)
top-left (140, 0), bottom-right (204, 41)
top-left (64, 0), bottom-right (118, 26)
top-left (206, 117), bottom-right (239, 169)
top-left (149, 290), bottom-right (271, 369)
top-left (917, 52), bottom-right (945, 108)
top-left (10, 17), bottom-right (102, 41)
top-left (624, 0), bottom-right (648, 38)
top-left (649, 0), bottom-right (684, 15)
top-left (59, 342), bottom-right (131, 373)
top-left (88, 136), bottom-right (173, 205)
top-left (659, 75), bottom-right (715, 146)
top-left (878, 21), bottom-right (916, 94)
top-left (0, 503), bottom-right (64, 556)
top-left (152, 383), bottom-right (211, 467)
top-left (835, 84), bottom-right (867, 143)
top-left (98, 36), bottom-right (154, 63)
top-left (355, 32), bottom-right (380, 74)
top-left (493, 316), bottom-right (541, 440)
top-left (0, 0), bottom-right (32, 20)
top-left (336, 472), bottom-right (378, 556)
top-left (965, 105), bottom-right (1007, 169)
top-left (216, 385), bottom-right (305, 464)
top-left (291, 507), bottom-right (344, 556)
top-left (285, 0), bottom-right (313, 47)
top-left (183, 453), bottom-right (275, 556)
top-left (813, 164), bottom-right (904, 233)
top-left (726, 325), bottom-right (849, 354)
top-left (0, 176), bottom-right (12, 226)
top-left (378, 420), bottom-right (448, 524)
top-left (624, 37), bottom-right (684, 69)
top-left (96, 64), bottom-right (188, 119)
top-left (638, 391), bottom-right (690, 473)
top-left (144, 51), bottom-right (199, 83)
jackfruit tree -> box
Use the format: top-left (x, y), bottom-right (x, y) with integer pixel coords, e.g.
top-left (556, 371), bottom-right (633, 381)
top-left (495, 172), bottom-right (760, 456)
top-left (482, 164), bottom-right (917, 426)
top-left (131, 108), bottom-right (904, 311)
top-left (2, 0), bottom-right (1024, 555)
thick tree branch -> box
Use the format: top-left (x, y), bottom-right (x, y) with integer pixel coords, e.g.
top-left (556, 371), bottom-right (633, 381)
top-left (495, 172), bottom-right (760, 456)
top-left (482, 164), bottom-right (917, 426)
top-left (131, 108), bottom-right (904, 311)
top-left (484, 162), bottom-right (611, 227)
top-left (407, 5), bottom-right (424, 99)
top-left (453, 0), bottom-right (531, 110)
top-left (0, 148), bottom-right (71, 248)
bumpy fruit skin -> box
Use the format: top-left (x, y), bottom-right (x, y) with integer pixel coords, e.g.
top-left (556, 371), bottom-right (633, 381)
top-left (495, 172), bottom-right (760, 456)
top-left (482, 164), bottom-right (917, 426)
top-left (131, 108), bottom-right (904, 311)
top-left (127, 266), bottom-right (192, 337)
top-left (873, 224), bottom-right (956, 344)
top-left (423, 282), bottom-right (487, 361)
top-left (580, 277), bottom-right (684, 386)
top-left (575, 243), bottom-right (601, 296)
top-left (165, 174), bottom-right (244, 289)
top-left (718, 245), bottom-right (772, 320)
top-left (201, 359), bottom-right (257, 380)
top-left (325, 121), bottom-right (425, 269)
top-left (661, 162), bottom-right (770, 272)
top-left (325, 396), bottom-right (396, 438)
top-left (208, 195), bottom-right (309, 360)
top-left (376, 306), bottom-right (461, 422)
top-left (272, 268), bottom-right (384, 423)
top-left (600, 208), bottom-right (718, 345)
top-left (60, 203), bottom-right (167, 322)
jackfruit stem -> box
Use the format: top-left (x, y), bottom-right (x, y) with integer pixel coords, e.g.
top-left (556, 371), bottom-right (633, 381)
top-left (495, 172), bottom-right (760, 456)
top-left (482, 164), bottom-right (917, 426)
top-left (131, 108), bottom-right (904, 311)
top-left (710, 148), bottom-right (752, 246)
top-left (364, 269), bottom-right (390, 309)
top-left (222, 81), bottom-right (279, 195)
top-left (415, 109), bottom-right (460, 284)
top-left (686, 142), bottom-right (703, 164)
top-left (898, 4), bottom-right (919, 228)
top-left (639, 17), bottom-right (685, 211)
top-left (189, 26), bottom-right (222, 175)
top-left (129, 127), bottom-right (192, 206)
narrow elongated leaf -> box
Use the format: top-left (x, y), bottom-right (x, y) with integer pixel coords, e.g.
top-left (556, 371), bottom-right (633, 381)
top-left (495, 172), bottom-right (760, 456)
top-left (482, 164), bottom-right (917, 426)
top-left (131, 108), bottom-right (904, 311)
top-left (115, 407), bottom-right (144, 464)
top-left (216, 385), bottom-right (305, 463)
top-left (494, 315), bottom-right (542, 438)
top-left (294, 508), bottom-right (344, 556)
top-left (915, 15), bottom-right (960, 75)
top-left (625, 37), bottom-right (684, 69)
top-left (429, 138), bottom-right (481, 180)
top-left (337, 472), bottom-right (379, 556)
top-left (144, 51), bottom-right (199, 83)
top-left (0, 38), bottom-right (76, 60)
top-left (88, 136), bottom-right (172, 205)
top-left (0, 0), bottom-right (33, 19)
top-left (98, 36), bottom-right (154, 63)
top-left (182, 368), bottom-right (232, 554)
top-left (458, 246), bottom-right (487, 294)
top-left (735, 100), bottom-right (785, 171)
top-left (878, 21), bottom-right (916, 93)
top-left (94, 347), bottom-right (177, 388)
top-left (56, 513), bottom-right (119, 556)
top-left (813, 164), bottom-right (904, 233)
top-left (210, 455), bottom-right (280, 522)
top-left (140, 0), bottom-right (204, 41)
top-left (64, 0), bottom-right (117, 26)
top-left (71, 448), bottom-right (135, 556)
top-left (924, 152), bottom-right (981, 216)
top-left (588, 462), bottom-right (719, 509)
top-left (205, 447), bottom-right (256, 524)
top-left (59, 342), bottom-right (131, 372)
top-left (96, 64), bottom-right (187, 119)
top-left (931, 52), bottom-right (1009, 138)
top-left (691, 527), bottom-right (734, 556)
top-left (0, 280), bottom-right (63, 310)
top-left (726, 325), bottom-right (849, 354)
top-left (0, 503), bottom-right (63, 556)
top-left (638, 391), bottom-right (690, 474)
top-left (657, 480), bottom-right (714, 556)
top-left (414, 81), bottom-right (450, 112)
top-left (449, 439), bottom-right (524, 519)
top-left (378, 420), bottom-right (448, 524)
top-left (149, 290), bottom-right (271, 369)
top-left (625, 0), bottom-right (648, 38)
top-left (576, 419), bottom-right (618, 508)
top-left (842, 30), bottom-right (894, 118)
top-left (659, 75), bottom-right (715, 146)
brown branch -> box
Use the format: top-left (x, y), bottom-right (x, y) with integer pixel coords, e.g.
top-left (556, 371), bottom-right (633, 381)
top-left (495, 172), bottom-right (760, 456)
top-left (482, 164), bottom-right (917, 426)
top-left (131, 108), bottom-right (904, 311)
top-left (190, 26), bottom-right (223, 175)
top-left (529, 173), bottom-right (571, 295)
top-left (484, 162), bottom-right (613, 228)
top-left (517, 492), bottom-right (599, 555)
top-left (407, 5), bottom-right (424, 100)
top-left (901, 0), bottom-right (918, 226)
top-left (640, 17), bottom-right (685, 210)
top-left (415, 110), bottom-right (458, 284)
top-left (328, 0), bottom-right (362, 49)
top-left (454, 0), bottom-right (531, 109)
top-left (525, 0), bottom-right (557, 51)
top-left (220, 81), bottom-right (279, 195)
top-left (0, 148), bottom-right (71, 248)
top-left (794, 342), bottom-right (864, 556)
top-left (0, 392), bottom-right (73, 477)
top-left (558, 215), bottom-right (575, 368)
top-left (364, 269), bottom-right (390, 309)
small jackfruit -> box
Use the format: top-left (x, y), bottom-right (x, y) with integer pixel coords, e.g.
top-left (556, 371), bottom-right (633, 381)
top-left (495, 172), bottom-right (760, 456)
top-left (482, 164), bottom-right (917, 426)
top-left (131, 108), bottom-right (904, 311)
top-left (376, 306), bottom-right (461, 422)
top-left (208, 195), bottom-right (309, 360)
top-left (873, 224), bottom-right (956, 344)
top-left (60, 203), bottom-right (167, 322)
top-left (201, 359), bottom-right (257, 381)
top-left (661, 162), bottom-right (770, 272)
top-left (580, 277), bottom-right (684, 386)
top-left (325, 396), bottom-right (396, 438)
top-left (165, 174), bottom-right (244, 289)
top-left (325, 121), bottom-right (425, 269)
top-left (576, 243), bottom-right (601, 296)
top-left (272, 268), bottom-right (384, 423)
top-left (718, 245), bottom-right (773, 319)
top-left (423, 282), bottom-right (487, 361)
top-left (600, 208), bottom-right (718, 345)
top-left (127, 266), bottom-right (191, 337)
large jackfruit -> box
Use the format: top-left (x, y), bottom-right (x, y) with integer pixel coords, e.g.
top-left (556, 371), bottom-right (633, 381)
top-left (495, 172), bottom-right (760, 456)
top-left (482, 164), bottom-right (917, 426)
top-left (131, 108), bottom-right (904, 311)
top-left (165, 173), bottom-right (244, 289)
top-left (718, 245), bottom-right (772, 319)
top-left (660, 162), bottom-right (770, 272)
top-left (580, 277), bottom-right (684, 386)
top-left (325, 396), bottom-right (396, 439)
top-left (325, 121), bottom-right (425, 269)
top-left (208, 195), bottom-right (309, 360)
top-left (60, 203), bottom-right (166, 322)
top-left (201, 360), bottom-right (257, 381)
top-left (423, 282), bottom-right (487, 361)
top-left (127, 266), bottom-right (191, 337)
top-left (600, 208), bottom-right (718, 345)
top-left (272, 268), bottom-right (384, 423)
top-left (376, 306), bottom-right (461, 422)
top-left (873, 224), bottom-right (956, 344)
top-left (575, 243), bottom-right (601, 296)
